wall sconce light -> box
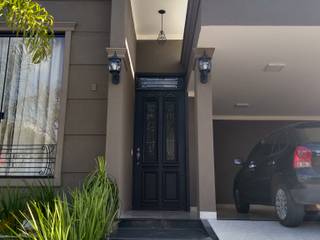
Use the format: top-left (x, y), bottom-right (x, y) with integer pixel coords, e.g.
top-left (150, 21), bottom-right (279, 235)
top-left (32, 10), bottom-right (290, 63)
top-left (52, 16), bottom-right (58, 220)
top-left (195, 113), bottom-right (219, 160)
top-left (198, 53), bottom-right (212, 84)
top-left (108, 52), bottom-right (122, 84)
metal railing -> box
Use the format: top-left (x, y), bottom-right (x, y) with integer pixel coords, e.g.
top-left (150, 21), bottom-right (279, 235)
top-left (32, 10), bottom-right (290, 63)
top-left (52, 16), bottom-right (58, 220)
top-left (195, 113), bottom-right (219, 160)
top-left (0, 144), bottom-right (56, 178)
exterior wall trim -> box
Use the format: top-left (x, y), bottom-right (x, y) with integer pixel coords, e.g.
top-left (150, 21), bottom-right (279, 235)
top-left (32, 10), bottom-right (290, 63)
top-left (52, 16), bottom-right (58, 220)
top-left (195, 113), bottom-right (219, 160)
top-left (0, 21), bottom-right (76, 32)
top-left (181, 0), bottom-right (201, 71)
top-left (0, 22), bottom-right (76, 186)
top-left (213, 115), bottom-right (320, 121)
top-left (54, 29), bottom-right (74, 186)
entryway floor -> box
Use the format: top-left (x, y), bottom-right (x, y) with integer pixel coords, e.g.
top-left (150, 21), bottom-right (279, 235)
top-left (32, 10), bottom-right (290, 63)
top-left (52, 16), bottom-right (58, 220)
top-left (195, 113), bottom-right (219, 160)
top-left (109, 219), bottom-right (218, 240)
top-left (217, 204), bottom-right (277, 221)
top-left (121, 210), bottom-right (199, 220)
top-left (209, 219), bottom-right (320, 240)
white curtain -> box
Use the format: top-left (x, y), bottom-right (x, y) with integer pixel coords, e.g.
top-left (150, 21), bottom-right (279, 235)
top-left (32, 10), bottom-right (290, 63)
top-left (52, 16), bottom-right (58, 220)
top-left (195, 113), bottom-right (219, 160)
top-left (0, 37), bottom-right (64, 177)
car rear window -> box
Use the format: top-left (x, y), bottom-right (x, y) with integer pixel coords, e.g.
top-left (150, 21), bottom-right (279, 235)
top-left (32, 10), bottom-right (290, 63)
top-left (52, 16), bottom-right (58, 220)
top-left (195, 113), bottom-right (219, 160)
top-left (294, 127), bottom-right (320, 144)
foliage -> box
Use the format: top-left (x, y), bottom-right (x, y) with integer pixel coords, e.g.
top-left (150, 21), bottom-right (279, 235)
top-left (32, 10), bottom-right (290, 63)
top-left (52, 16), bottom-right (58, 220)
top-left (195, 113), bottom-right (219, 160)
top-left (8, 156), bottom-right (119, 240)
top-left (0, 181), bottom-right (56, 235)
top-left (70, 156), bottom-right (119, 240)
top-left (0, 0), bottom-right (54, 63)
top-left (0, 187), bottom-right (27, 221)
top-left (8, 196), bottom-right (73, 240)
top-left (27, 180), bottom-right (56, 207)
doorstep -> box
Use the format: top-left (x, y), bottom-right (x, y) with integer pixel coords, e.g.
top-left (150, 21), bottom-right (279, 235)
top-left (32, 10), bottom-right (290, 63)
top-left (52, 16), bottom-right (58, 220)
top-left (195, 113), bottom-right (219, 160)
top-left (109, 219), bottom-right (219, 240)
top-left (120, 210), bottom-right (199, 220)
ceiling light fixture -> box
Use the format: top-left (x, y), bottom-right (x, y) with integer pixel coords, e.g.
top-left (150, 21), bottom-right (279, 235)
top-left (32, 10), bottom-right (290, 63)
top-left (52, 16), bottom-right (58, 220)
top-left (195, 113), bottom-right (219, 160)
top-left (157, 9), bottom-right (167, 44)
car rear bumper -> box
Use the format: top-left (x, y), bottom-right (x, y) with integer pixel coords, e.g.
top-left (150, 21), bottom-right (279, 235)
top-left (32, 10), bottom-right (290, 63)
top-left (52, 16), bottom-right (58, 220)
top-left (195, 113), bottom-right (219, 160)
top-left (291, 185), bottom-right (320, 205)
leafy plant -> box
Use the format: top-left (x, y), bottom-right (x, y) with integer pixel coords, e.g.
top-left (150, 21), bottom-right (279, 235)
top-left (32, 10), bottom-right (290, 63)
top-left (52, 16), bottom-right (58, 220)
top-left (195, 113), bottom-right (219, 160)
top-left (8, 196), bottom-right (73, 240)
top-left (0, 181), bottom-right (56, 235)
top-left (70, 156), bottom-right (119, 240)
top-left (0, 0), bottom-right (54, 63)
top-left (0, 187), bottom-right (27, 221)
top-left (27, 180), bottom-right (56, 207)
top-left (8, 156), bottom-right (119, 240)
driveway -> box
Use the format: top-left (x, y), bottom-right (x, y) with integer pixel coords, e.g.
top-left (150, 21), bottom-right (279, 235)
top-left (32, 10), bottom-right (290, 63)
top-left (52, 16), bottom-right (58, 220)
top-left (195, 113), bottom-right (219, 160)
top-left (209, 220), bottom-right (320, 240)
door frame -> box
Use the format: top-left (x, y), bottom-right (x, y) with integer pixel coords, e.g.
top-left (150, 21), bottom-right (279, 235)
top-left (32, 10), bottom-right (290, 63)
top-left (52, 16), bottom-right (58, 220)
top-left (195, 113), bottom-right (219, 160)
top-left (132, 74), bottom-right (190, 211)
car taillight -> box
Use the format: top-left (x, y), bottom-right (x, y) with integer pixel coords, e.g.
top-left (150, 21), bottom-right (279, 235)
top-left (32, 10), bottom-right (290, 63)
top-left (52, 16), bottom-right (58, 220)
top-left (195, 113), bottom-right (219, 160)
top-left (293, 146), bottom-right (312, 168)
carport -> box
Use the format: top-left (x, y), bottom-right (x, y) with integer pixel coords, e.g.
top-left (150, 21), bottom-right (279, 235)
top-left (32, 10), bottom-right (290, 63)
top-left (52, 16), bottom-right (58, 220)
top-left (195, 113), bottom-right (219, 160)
top-left (185, 0), bottom-right (320, 221)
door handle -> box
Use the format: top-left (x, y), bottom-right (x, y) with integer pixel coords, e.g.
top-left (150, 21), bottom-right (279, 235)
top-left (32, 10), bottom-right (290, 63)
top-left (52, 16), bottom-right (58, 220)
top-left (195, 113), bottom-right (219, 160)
top-left (248, 161), bottom-right (256, 170)
top-left (136, 147), bottom-right (141, 165)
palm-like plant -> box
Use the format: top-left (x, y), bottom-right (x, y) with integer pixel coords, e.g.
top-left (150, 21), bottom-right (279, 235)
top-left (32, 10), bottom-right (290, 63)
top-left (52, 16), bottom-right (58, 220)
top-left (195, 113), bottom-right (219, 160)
top-left (7, 157), bottom-right (119, 240)
top-left (0, 0), bottom-right (54, 63)
top-left (70, 156), bottom-right (119, 240)
top-left (8, 196), bottom-right (73, 240)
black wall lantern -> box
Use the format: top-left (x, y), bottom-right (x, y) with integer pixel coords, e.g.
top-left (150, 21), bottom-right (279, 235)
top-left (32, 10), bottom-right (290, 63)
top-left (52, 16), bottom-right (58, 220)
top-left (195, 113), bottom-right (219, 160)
top-left (108, 52), bottom-right (122, 84)
top-left (198, 53), bottom-right (212, 84)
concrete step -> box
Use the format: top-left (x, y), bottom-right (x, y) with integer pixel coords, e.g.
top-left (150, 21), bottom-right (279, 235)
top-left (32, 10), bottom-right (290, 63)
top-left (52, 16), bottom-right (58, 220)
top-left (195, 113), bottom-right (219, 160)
top-left (109, 219), bottom-right (218, 240)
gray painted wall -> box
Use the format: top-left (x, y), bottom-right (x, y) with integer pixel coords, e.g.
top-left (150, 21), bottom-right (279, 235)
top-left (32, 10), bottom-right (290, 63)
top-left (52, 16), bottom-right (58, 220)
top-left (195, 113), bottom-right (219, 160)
top-left (40, 0), bottom-right (111, 188)
top-left (213, 120), bottom-right (298, 204)
top-left (136, 40), bottom-right (184, 74)
top-left (201, 0), bottom-right (320, 26)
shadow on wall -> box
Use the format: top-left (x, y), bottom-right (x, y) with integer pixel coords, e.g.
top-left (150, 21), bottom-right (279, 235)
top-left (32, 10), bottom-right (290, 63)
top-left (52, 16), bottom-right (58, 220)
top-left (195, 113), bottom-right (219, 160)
top-left (213, 120), bottom-right (299, 204)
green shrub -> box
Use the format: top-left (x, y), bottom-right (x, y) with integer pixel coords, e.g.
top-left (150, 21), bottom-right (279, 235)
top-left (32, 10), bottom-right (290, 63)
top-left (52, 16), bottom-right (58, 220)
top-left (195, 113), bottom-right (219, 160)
top-left (70, 156), bottom-right (119, 240)
top-left (8, 156), bottom-right (119, 240)
top-left (27, 180), bottom-right (56, 207)
top-left (0, 181), bottom-right (56, 235)
top-left (8, 196), bottom-right (73, 240)
top-left (0, 187), bottom-right (27, 221)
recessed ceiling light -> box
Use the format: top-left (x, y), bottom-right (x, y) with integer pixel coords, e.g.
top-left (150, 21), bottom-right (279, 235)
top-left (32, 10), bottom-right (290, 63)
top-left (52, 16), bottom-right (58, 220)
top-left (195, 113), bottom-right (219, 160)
top-left (264, 63), bottom-right (286, 72)
top-left (234, 103), bottom-right (250, 108)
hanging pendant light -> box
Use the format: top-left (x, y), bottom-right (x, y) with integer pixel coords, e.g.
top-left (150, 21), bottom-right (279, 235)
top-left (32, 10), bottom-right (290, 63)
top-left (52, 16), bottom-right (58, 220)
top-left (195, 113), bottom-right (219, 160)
top-left (157, 9), bottom-right (167, 44)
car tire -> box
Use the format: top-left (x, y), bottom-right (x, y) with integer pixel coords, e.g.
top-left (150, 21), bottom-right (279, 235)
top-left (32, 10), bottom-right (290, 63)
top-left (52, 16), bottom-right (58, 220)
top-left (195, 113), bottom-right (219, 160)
top-left (274, 185), bottom-right (304, 227)
top-left (234, 187), bottom-right (250, 213)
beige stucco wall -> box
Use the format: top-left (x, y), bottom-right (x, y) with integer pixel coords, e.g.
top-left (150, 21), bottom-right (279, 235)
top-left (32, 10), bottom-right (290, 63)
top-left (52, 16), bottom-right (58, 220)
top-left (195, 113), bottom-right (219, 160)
top-left (136, 40), bottom-right (184, 74)
top-left (40, 0), bottom-right (111, 187)
top-left (193, 70), bottom-right (216, 214)
top-left (106, 0), bottom-right (136, 212)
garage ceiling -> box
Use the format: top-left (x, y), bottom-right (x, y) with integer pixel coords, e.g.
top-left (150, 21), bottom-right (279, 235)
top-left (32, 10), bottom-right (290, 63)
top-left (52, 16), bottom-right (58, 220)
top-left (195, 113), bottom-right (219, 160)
top-left (130, 0), bottom-right (188, 40)
top-left (197, 26), bottom-right (320, 119)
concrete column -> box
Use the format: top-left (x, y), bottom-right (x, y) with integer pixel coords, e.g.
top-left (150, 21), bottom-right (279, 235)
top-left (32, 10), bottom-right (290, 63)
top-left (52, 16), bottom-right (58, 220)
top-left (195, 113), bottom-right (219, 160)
top-left (193, 49), bottom-right (216, 219)
top-left (106, 48), bottom-right (134, 212)
top-left (106, 0), bottom-right (136, 213)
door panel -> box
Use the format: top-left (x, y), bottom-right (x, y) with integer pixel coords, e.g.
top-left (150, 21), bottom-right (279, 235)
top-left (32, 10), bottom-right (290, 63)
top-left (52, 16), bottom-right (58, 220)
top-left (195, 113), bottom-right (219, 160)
top-left (142, 99), bottom-right (158, 164)
top-left (133, 91), bottom-right (186, 210)
top-left (142, 171), bottom-right (158, 201)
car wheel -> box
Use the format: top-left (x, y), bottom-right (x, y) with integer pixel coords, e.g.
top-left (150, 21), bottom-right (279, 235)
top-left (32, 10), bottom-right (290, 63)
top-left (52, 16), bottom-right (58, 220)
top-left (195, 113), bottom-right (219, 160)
top-left (274, 186), bottom-right (304, 227)
top-left (234, 187), bottom-right (250, 213)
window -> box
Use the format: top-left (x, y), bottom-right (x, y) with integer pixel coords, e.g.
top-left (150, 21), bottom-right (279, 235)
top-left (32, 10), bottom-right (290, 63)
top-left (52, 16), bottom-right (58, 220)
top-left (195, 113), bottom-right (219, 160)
top-left (271, 131), bottom-right (289, 154)
top-left (0, 35), bottom-right (65, 177)
top-left (294, 126), bottom-right (320, 144)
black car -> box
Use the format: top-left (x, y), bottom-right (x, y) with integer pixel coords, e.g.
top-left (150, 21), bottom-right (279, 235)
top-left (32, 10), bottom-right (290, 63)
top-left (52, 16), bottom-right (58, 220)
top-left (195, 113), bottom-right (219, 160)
top-left (233, 122), bottom-right (320, 227)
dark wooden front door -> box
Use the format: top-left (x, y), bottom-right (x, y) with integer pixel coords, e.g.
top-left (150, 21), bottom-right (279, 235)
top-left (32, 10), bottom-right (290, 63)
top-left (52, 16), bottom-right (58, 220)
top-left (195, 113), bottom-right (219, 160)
top-left (133, 90), bottom-right (187, 210)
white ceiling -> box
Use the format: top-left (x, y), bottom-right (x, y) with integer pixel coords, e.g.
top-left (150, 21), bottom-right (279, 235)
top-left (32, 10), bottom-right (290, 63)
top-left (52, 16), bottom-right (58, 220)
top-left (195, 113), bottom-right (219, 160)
top-left (196, 26), bottom-right (320, 119)
top-left (130, 0), bottom-right (188, 40)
